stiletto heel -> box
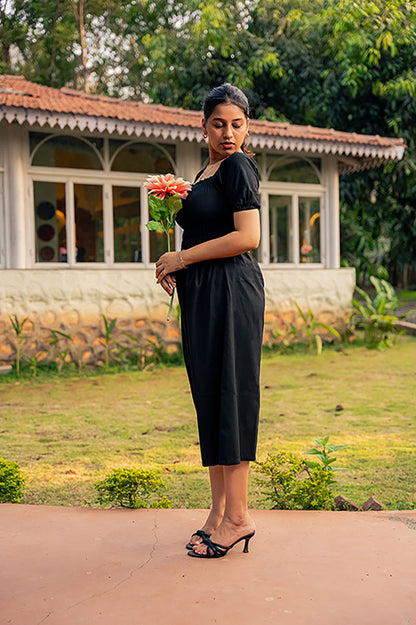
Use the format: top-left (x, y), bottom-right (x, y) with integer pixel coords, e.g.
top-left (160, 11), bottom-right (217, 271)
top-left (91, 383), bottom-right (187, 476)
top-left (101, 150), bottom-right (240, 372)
top-left (187, 531), bottom-right (255, 558)
top-left (243, 535), bottom-right (252, 553)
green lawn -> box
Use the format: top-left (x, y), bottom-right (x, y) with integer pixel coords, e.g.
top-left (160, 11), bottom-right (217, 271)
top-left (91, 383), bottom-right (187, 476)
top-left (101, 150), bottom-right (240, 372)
top-left (1, 337), bottom-right (415, 510)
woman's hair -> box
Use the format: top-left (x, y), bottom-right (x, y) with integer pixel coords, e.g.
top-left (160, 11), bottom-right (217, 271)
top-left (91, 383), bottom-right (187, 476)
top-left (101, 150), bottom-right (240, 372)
top-left (203, 83), bottom-right (254, 156)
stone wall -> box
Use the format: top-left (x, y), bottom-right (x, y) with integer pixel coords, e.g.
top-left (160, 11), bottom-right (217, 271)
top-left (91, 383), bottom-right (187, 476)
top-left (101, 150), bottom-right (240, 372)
top-left (0, 267), bottom-right (355, 365)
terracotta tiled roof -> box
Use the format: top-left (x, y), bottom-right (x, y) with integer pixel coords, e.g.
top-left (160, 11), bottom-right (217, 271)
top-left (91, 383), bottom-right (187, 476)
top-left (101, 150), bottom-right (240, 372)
top-left (0, 74), bottom-right (203, 125)
top-left (0, 75), bottom-right (405, 171)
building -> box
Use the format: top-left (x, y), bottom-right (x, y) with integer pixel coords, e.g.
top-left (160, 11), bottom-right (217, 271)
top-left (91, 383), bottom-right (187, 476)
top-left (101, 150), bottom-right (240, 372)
top-left (0, 75), bottom-right (405, 364)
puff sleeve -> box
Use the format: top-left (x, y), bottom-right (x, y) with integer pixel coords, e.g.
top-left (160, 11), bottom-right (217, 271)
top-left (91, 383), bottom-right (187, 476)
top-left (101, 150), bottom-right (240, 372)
top-left (218, 152), bottom-right (260, 213)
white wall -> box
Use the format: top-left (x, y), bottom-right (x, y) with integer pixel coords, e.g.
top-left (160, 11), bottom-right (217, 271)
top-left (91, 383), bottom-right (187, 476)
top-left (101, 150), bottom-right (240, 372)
top-left (0, 267), bottom-right (355, 364)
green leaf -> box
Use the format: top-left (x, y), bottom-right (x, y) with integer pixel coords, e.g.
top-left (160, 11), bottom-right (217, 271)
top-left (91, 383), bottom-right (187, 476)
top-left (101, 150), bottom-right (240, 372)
top-left (316, 323), bottom-right (341, 340)
top-left (294, 302), bottom-right (307, 323)
top-left (327, 444), bottom-right (348, 452)
top-left (146, 220), bottom-right (164, 231)
top-left (166, 193), bottom-right (182, 218)
top-left (148, 194), bottom-right (168, 220)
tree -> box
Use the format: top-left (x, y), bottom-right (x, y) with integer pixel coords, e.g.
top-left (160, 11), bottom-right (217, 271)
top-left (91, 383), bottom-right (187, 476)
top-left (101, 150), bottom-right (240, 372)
top-left (0, 0), bottom-right (27, 73)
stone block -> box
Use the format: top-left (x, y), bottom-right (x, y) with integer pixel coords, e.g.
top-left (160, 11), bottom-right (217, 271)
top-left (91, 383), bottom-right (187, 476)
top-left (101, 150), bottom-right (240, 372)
top-left (333, 495), bottom-right (361, 511)
top-left (362, 496), bottom-right (385, 511)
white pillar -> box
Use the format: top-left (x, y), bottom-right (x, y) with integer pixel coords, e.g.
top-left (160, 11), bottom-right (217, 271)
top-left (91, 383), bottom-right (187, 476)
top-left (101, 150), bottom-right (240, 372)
top-left (176, 141), bottom-right (201, 182)
top-left (323, 156), bottom-right (340, 269)
top-left (5, 125), bottom-right (28, 268)
top-left (175, 141), bottom-right (201, 250)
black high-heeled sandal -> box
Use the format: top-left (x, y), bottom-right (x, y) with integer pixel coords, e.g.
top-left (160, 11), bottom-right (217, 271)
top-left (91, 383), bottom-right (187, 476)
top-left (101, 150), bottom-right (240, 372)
top-left (185, 529), bottom-right (211, 550)
top-left (187, 531), bottom-right (255, 558)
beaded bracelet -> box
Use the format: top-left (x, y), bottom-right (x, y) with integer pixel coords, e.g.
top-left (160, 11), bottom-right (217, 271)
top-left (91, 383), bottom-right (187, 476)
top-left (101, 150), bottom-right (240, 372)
top-left (178, 250), bottom-right (187, 269)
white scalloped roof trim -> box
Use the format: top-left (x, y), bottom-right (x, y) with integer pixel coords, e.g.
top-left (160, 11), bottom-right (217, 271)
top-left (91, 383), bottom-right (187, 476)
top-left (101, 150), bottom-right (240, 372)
top-left (1, 106), bottom-right (405, 171)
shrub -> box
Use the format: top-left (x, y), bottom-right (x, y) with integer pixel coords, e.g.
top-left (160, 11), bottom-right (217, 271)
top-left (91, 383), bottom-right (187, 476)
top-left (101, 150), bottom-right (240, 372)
top-left (352, 277), bottom-right (416, 349)
top-left (255, 437), bottom-right (347, 511)
top-left (0, 458), bottom-right (25, 503)
top-left (94, 467), bottom-right (172, 509)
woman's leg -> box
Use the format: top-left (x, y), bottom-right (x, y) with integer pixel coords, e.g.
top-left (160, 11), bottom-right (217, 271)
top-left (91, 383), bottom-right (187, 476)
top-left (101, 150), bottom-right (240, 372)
top-left (192, 461), bottom-right (255, 554)
top-left (188, 465), bottom-right (225, 546)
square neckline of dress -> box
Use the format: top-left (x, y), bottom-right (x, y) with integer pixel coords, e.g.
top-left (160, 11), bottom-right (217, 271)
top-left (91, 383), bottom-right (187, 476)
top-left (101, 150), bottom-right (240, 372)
top-left (193, 155), bottom-right (233, 185)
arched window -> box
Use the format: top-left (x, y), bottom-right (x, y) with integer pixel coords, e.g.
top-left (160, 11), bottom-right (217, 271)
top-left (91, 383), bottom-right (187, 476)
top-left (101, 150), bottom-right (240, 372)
top-left (111, 142), bottom-right (176, 174)
top-left (267, 155), bottom-right (321, 184)
top-left (31, 135), bottom-right (103, 170)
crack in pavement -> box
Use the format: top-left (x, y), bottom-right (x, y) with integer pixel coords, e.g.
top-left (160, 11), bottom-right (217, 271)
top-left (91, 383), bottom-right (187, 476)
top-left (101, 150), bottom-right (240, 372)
top-left (35, 513), bottom-right (159, 624)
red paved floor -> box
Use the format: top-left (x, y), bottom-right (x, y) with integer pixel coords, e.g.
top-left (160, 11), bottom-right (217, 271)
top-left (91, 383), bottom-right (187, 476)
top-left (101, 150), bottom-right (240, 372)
top-left (1, 505), bottom-right (415, 625)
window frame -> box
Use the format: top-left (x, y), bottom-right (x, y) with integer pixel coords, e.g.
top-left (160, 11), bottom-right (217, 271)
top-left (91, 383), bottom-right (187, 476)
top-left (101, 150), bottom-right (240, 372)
top-left (259, 181), bottom-right (326, 268)
top-left (28, 133), bottom-right (178, 268)
top-left (0, 170), bottom-right (5, 267)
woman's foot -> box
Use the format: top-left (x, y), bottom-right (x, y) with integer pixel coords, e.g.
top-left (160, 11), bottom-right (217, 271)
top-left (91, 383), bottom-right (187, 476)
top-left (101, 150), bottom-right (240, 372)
top-left (187, 510), bottom-right (223, 548)
top-left (191, 515), bottom-right (255, 556)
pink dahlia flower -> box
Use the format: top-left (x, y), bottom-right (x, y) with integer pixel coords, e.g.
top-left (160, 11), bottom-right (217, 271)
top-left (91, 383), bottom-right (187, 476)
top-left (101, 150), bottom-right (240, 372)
top-left (301, 244), bottom-right (313, 255)
top-left (144, 173), bottom-right (192, 200)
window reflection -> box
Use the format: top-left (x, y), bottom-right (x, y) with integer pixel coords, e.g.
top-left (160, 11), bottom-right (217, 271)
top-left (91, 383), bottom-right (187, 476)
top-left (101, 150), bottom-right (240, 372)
top-left (267, 155), bottom-right (321, 184)
top-left (112, 186), bottom-right (141, 262)
top-left (111, 142), bottom-right (175, 174)
top-left (34, 181), bottom-right (67, 263)
top-left (269, 195), bottom-right (292, 263)
top-left (299, 198), bottom-right (321, 263)
top-left (74, 184), bottom-right (104, 262)
top-left (149, 229), bottom-right (175, 263)
top-left (32, 135), bottom-right (103, 170)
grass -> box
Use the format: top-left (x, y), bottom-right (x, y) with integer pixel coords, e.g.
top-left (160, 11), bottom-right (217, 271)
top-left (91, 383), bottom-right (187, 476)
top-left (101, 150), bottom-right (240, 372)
top-left (1, 336), bottom-right (415, 510)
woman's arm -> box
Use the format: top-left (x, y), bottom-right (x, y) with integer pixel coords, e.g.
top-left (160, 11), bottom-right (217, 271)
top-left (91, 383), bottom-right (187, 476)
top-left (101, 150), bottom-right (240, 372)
top-left (155, 209), bottom-right (260, 290)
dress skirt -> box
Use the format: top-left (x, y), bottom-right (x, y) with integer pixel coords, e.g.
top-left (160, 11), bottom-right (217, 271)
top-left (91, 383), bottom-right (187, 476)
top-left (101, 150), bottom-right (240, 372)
top-left (176, 252), bottom-right (265, 467)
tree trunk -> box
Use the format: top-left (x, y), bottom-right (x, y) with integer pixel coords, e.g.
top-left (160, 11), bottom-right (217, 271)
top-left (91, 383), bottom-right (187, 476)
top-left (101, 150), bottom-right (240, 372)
top-left (72, 0), bottom-right (90, 92)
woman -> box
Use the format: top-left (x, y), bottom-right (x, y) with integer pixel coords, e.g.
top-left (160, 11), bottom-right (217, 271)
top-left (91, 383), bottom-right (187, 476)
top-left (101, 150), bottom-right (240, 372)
top-left (155, 84), bottom-right (265, 559)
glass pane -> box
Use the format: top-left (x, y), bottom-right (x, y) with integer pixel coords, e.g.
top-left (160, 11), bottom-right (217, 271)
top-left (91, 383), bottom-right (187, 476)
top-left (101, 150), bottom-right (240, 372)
top-left (113, 186), bottom-right (141, 262)
top-left (109, 138), bottom-right (128, 158)
top-left (269, 195), bottom-right (292, 263)
top-left (267, 155), bottom-right (321, 183)
top-left (111, 142), bottom-right (175, 173)
top-left (34, 181), bottom-right (67, 263)
top-left (299, 197), bottom-right (321, 263)
top-left (74, 184), bottom-right (104, 262)
top-left (32, 135), bottom-right (102, 169)
top-left (29, 131), bottom-right (52, 155)
top-left (149, 229), bottom-right (175, 263)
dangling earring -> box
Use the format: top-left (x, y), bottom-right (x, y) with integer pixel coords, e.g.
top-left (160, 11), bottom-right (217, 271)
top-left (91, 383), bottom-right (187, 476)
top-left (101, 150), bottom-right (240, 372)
top-left (203, 130), bottom-right (208, 139)
top-left (245, 132), bottom-right (250, 139)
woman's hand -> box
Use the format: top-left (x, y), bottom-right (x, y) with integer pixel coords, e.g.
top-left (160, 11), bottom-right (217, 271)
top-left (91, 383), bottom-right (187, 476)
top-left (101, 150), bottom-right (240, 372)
top-left (155, 251), bottom-right (184, 283)
top-left (159, 274), bottom-right (176, 296)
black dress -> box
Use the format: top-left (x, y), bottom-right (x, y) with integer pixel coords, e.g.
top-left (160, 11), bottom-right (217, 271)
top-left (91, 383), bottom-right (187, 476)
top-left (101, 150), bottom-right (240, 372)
top-left (176, 151), bottom-right (265, 467)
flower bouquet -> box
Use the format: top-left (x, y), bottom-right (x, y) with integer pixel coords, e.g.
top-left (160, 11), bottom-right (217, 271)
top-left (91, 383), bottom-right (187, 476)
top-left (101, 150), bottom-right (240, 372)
top-left (144, 173), bottom-right (192, 320)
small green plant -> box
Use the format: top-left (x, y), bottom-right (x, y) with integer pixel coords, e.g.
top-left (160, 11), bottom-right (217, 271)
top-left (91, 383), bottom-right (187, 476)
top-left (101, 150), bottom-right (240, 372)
top-left (102, 315), bottom-right (117, 367)
top-left (144, 335), bottom-right (183, 368)
top-left (352, 277), bottom-right (415, 350)
top-left (0, 457), bottom-right (26, 503)
top-left (47, 329), bottom-right (72, 371)
top-left (255, 437), bottom-right (347, 511)
top-left (124, 333), bottom-right (146, 369)
top-left (9, 315), bottom-right (29, 378)
top-left (294, 303), bottom-right (341, 354)
top-left (94, 467), bottom-right (172, 509)
top-left (269, 323), bottom-right (301, 354)
top-left (303, 436), bottom-right (347, 480)
top-left (24, 352), bottom-right (44, 377)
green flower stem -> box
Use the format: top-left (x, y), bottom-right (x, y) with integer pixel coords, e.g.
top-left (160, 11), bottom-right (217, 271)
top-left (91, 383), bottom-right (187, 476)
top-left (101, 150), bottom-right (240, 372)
top-left (166, 221), bottom-right (174, 321)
